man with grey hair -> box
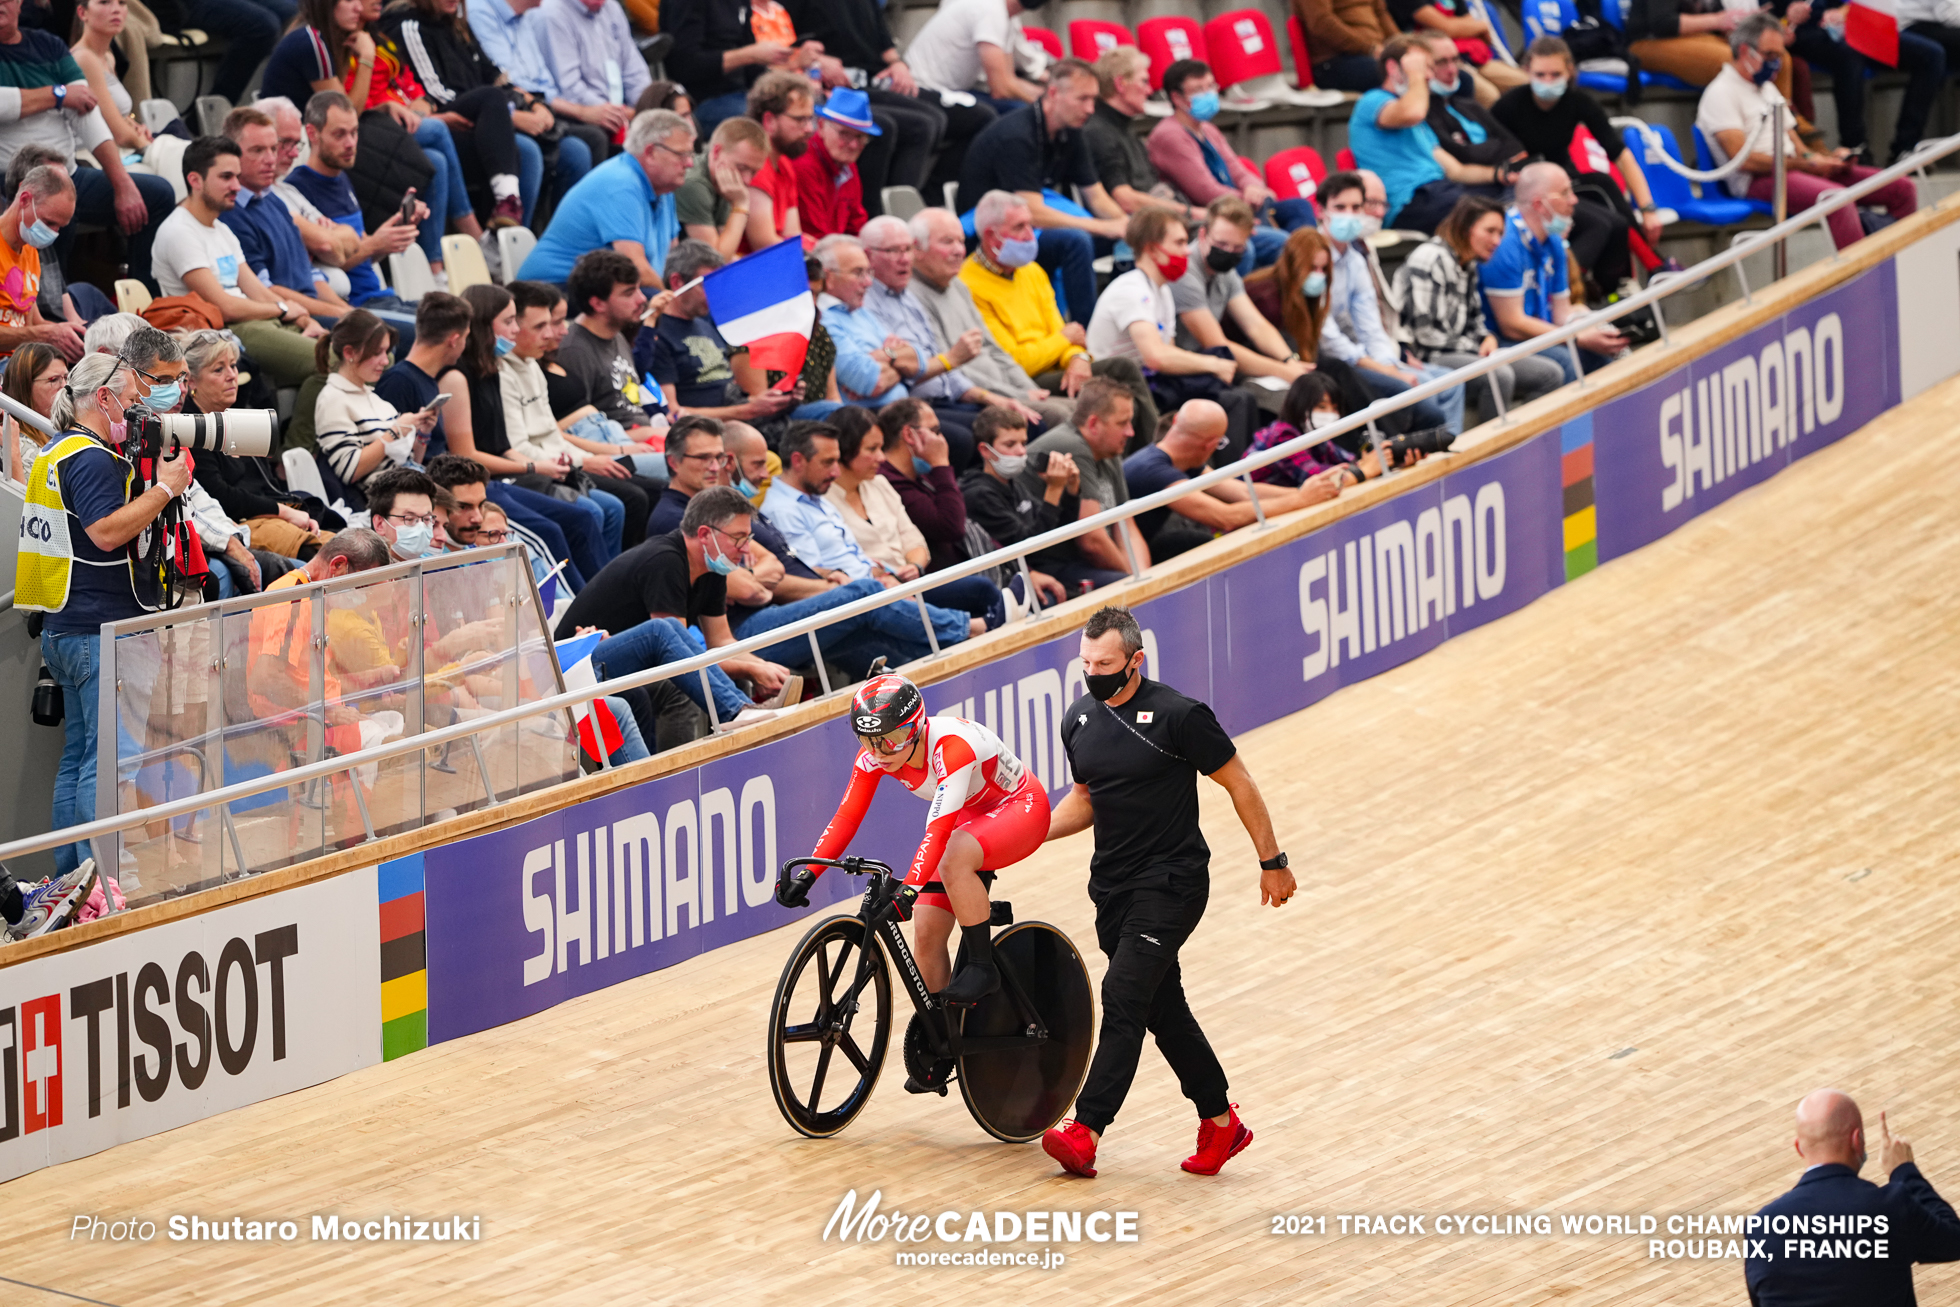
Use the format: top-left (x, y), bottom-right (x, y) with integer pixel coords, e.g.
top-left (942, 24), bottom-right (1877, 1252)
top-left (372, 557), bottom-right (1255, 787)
top-left (1480, 161), bottom-right (1630, 384)
top-left (1697, 12), bottom-right (1917, 251)
top-left (0, 160), bottom-right (80, 360)
top-left (1744, 1089), bottom-right (1960, 1305)
top-left (908, 207), bottom-right (1074, 430)
top-left (962, 189), bottom-right (1160, 441)
top-left (815, 231), bottom-right (922, 415)
top-left (517, 109), bottom-right (694, 286)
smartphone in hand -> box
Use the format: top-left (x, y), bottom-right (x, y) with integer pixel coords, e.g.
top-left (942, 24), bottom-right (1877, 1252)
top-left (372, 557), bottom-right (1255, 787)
top-left (399, 187), bottom-right (418, 226)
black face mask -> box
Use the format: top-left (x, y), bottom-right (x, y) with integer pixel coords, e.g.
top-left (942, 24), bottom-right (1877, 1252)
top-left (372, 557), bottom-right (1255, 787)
top-left (1085, 656), bottom-right (1140, 701)
top-left (1204, 245), bottom-right (1240, 273)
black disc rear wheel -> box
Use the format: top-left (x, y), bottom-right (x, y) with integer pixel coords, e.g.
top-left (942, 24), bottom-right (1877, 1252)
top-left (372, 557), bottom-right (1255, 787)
top-left (767, 915), bottom-right (892, 1138)
top-left (956, 921), bottom-right (1095, 1143)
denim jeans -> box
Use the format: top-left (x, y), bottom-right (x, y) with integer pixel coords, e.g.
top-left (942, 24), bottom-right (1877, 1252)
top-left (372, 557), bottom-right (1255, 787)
top-left (600, 695), bottom-right (650, 764)
top-left (1242, 199), bottom-right (1318, 273)
top-left (592, 617), bottom-right (751, 721)
top-left (514, 132), bottom-right (594, 228)
top-left (485, 480), bottom-right (606, 588)
top-left (728, 577), bottom-right (969, 670)
top-left (1356, 366), bottom-right (1456, 437)
top-left (693, 90), bottom-right (751, 140)
top-left (586, 487), bottom-right (626, 556)
top-left (42, 630), bottom-right (103, 876)
top-left (1037, 227), bottom-right (1096, 324)
top-left (414, 117), bottom-right (471, 265)
top-left (790, 400), bottom-right (846, 421)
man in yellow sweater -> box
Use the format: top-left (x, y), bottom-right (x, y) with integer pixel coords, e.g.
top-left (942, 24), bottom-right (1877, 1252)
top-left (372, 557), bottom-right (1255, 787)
top-left (959, 188), bottom-right (1159, 445)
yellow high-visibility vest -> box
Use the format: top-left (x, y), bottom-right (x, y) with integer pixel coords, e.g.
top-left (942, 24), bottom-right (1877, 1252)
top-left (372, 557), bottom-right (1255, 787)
top-left (14, 432), bottom-right (136, 615)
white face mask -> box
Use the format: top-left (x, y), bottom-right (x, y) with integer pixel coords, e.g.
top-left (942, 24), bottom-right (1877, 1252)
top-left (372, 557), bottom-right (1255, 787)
top-left (1308, 409), bottom-right (1339, 430)
top-left (1359, 214), bottom-right (1383, 239)
top-left (991, 452), bottom-right (1028, 478)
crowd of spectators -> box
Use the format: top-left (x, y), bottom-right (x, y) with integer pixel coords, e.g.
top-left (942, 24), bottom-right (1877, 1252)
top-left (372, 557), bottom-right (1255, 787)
top-left (4, 0), bottom-right (1939, 855)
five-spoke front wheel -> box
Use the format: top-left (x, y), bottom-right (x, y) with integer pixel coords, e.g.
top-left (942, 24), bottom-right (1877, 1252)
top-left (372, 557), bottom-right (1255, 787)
top-left (766, 915), bottom-right (892, 1138)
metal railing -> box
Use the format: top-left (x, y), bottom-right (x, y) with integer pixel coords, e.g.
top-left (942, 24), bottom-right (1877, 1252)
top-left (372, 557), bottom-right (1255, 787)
top-left (2, 127), bottom-right (1956, 875)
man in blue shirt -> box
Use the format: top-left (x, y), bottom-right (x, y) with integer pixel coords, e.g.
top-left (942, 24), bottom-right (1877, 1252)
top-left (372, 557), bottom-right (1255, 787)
top-left (813, 233), bottom-right (909, 409)
top-left (760, 422), bottom-right (980, 647)
top-left (220, 105), bottom-right (347, 324)
top-left (1480, 162), bottom-right (1628, 384)
top-left (1314, 170), bottom-right (1463, 441)
top-left (1347, 34), bottom-right (1507, 234)
top-left (281, 92), bottom-right (422, 344)
top-left (518, 109), bottom-right (691, 287)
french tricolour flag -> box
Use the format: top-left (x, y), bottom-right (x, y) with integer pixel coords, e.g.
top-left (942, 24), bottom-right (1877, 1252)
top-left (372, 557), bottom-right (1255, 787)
top-left (703, 239), bottom-right (814, 379)
top-left (557, 629), bottom-right (623, 763)
top-left (1845, 0), bottom-right (1899, 67)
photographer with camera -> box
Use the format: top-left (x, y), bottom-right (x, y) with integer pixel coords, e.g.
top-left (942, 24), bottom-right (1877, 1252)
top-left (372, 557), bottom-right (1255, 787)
top-left (15, 349), bottom-right (192, 876)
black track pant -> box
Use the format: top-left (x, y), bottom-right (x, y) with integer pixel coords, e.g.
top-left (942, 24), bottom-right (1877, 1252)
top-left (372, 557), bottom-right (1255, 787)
top-left (1071, 883), bottom-right (1230, 1135)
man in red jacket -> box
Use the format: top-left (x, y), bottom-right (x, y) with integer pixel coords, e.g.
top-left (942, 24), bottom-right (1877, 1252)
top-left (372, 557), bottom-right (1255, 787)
top-left (790, 89), bottom-right (879, 244)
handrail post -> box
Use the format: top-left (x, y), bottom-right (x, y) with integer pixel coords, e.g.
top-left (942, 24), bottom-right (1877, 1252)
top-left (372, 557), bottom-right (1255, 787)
top-left (699, 669), bottom-right (720, 730)
top-left (806, 631), bottom-right (833, 695)
top-left (1772, 101), bottom-right (1788, 281)
top-left (1242, 471), bottom-right (1269, 527)
top-left (1119, 518), bottom-right (1144, 576)
top-left (1015, 553), bottom-right (1045, 612)
top-left (916, 597), bottom-right (942, 655)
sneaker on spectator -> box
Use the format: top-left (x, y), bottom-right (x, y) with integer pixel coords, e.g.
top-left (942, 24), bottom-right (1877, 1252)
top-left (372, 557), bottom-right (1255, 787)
top-left (489, 194), bottom-right (523, 228)
top-left (716, 706), bottom-right (782, 732)
top-left (8, 860), bottom-right (98, 941)
top-left (1220, 86), bottom-right (1273, 113)
top-left (433, 269), bottom-right (451, 292)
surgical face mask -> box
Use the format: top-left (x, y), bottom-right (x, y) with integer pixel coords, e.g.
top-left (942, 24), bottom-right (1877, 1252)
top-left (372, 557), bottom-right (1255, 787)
top-left (990, 452), bottom-right (1027, 478)
top-left (1360, 214), bottom-right (1383, 239)
top-left (1302, 270), bottom-right (1327, 298)
top-left (392, 521), bottom-right (434, 558)
top-left (1187, 90), bottom-right (1220, 121)
top-left (1751, 54), bottom-right (1781, 87)
top-left (1308, 408), bottom-right (1338, 429)
top-left (98, 388), bottom-right (127, 445)
top-left (912, 455), bottom-right (933, 477)
top-left (144, 380), bottom-right (181, 412)
top-left (494, 335), bottom-right (516, 357)
top-left (1204, 243), bottom-right (1241, 273)
top-left (1545, 211), bottom-right (1573, 238)
top-left (1532, 77), bottom-right (1568, 103)
top-left (1428, 76), bottom-right (1456, 96)
top-left (1326, 212), bottom-right (1366, 244)
top-left (703, 530), bottom-right (738, 575)
top-left (994, 234), bottom-right (1040, 268)
top-left (1084, 654), bottom-right (1140, 701)
top-left (21, 195), bottom-right (57, 249)
top-left (736, 476), bottom-right (761, 498)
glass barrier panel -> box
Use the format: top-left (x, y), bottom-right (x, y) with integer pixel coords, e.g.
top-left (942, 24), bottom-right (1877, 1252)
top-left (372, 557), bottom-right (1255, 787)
top-left (218, 593), bottom-right (328, 878)
top-left (109, 614), bottom-right (224, 907)
top-left (421, 553), bottom-right (526, 822)
top-left (513, 555), bottom-right (579, 796)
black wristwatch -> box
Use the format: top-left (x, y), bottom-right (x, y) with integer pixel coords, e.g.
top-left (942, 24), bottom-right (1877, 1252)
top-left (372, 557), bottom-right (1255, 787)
top-left (1260, 852), bottom-right (1289, 871)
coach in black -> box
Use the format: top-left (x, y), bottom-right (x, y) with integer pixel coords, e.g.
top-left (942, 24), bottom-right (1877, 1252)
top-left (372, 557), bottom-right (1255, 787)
top-left (1041, 605), bottom-right (1295, 1179)
top-left (1745, 1089), bottom-right (1960, 1306)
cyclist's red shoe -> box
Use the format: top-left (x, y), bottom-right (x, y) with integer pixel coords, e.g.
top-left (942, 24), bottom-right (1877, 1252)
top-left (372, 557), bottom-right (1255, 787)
top-left (1042, 1120), bottom-right (1098, 1177)
top-left (1181, 1105), bottom-right (1252, 1175)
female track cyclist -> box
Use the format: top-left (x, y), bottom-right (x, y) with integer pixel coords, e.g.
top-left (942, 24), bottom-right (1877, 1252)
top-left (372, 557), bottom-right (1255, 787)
top-left (777, 674), bottom-right (1050, 1006)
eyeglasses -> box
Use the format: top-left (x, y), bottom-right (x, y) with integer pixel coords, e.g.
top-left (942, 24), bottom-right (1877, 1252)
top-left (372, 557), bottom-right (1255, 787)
top-left (650, 139), bottom-right (693, 159)
top-left (477, 529), bottom-right (510, 543)
top-left (862, 722), bottom-right (918, 755)
top-left (708, 524), bottom-right (753, 549)
top-left (864, 245), bottom-right (913, 256)
top-left (386, 512), bottom-right (439, 527)
top-left (678, 450), bottom-right (735, 465)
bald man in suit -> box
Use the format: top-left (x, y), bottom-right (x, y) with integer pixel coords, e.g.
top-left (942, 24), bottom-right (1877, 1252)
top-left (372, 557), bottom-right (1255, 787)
top-left (1745, 1089), bottom-right (1960, 1306)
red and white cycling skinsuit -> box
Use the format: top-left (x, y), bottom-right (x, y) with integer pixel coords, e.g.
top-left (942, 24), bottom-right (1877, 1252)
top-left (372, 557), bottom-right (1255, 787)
top-left (812, 715), bottom-right (1052, 912)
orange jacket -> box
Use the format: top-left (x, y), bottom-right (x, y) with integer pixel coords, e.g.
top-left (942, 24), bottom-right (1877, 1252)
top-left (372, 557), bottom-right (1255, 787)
top-left (1296, 0), bottom-right (1399, 60)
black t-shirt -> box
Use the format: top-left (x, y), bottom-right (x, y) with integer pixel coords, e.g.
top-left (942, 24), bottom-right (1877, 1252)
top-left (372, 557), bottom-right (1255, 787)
top-left (1060, 678), bottom-right (1238, 902)
top-left (542, 362), bottom-right (587, 420)
top-left (646, 314), bottom-right (740, 410)
top-left (1121, 444), bottom-right (1190, 540)
top-left (552, 530), bottom-right (725, 639)
top-left (1491, 84), bottom-right (1622, 179)
top-left (958, 100), bottom-right (1098, 214)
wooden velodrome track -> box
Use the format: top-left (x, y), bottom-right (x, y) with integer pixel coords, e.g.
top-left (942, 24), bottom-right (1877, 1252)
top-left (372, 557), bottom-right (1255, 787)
top-left (9, 376), bottom-right (1960, 1307)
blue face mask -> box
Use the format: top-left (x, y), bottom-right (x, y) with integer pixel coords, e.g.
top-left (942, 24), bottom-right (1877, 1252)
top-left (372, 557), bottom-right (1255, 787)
top-left (1302, 270), bottom-right (1327, 298)
top-left (494, 335), bottom-right (516, 357)
top-left (1545, 212), bottom-right (1574, 238)
top-left (392, 521), bottom-right (435, 558)
top-left (1428, 77), bottom-right (1456, 96)
top-left (703, 532), bottom-right (737, 575)
top-left (1326, 212), bottom-right (1366, 244)
top-left (1751, 54), bottom-right (1782, 86)
top-left (1187, 90), bottom-right (1220, 121)
top-left (1531, 77), bottom-right (1568, 102)
top-left (736, 477), bottom-right (760, 498)
top-left (995, 234), bottom-right (1040, 268)
top-left (913, 455), bottom-right (933, 476)
top-left (145, 380), bottom-right (181, 412)
top-left (21, 196), bottom-right (57, 249)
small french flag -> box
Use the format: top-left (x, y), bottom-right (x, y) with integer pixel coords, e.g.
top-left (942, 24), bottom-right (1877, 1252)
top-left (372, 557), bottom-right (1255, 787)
top-left (557, 629), bottom-right (623, 763)
top-left (702, 239), bottom-right (815, 379)
top-left (1845, 0), bottom-right (1899, 67)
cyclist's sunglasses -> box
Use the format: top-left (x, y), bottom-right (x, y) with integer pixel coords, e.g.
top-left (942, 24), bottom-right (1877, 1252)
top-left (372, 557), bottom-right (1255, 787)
top-left (861, 722), bottom-right (919, 755)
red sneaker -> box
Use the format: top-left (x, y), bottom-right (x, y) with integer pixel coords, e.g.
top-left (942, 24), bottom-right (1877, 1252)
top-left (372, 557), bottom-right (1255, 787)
top-left (1042, 1120), bottom-right (1098, 1178)
top-left (1181, 1105), bottom-right (1252, 1175)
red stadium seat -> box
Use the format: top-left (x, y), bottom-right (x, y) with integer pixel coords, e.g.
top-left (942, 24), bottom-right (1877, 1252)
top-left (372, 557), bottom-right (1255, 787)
top-left (1136, 17), bottom-right (1208, 91)
top-left (1265, 146), bottom-right (1326, 201)
top-left (1285, 14), bottom-right (1317, 89)
top-left (1336, 147), bottom-right (1357, 171)
top-left (1202, 10), bottom-right (1284, 89)
top-left (1023, 26), bottom-right (1063, 60)
top-left (1068, 20), bottom-right (1135, 62)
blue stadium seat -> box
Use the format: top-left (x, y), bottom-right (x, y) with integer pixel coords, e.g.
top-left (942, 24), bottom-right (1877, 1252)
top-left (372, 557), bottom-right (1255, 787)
top-left (1518, 0), bottom-right (1693, 93)
top-left (1691, 124), bottom-right (1775, 216)
top-left (1624, 123), bottom-right (1769, 225)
